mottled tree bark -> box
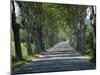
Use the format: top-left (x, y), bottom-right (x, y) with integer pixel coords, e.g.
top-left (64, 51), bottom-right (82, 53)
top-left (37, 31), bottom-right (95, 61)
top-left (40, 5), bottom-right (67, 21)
top-left (76, 6), bottom-right (85, 52)
top-left (38, 30), bottom-right (45, 52)
top-left (25, 29), bottom-right (33, 56)
top-left (24, 19), bottom-right (33, 56)
top-left (32, 31), bottom-right (45, 53)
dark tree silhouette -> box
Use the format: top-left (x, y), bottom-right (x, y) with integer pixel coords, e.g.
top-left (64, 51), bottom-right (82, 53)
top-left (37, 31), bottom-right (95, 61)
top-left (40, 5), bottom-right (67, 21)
top-left (91, 6), bottom-right (96, 62)
top-left (11, 0), bottom-right (23, 60)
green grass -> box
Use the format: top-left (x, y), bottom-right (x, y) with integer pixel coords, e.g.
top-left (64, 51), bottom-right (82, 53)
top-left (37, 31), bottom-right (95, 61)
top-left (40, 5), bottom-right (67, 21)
top-left (11, 41), bottom-right (41, 69)
top-left (12, 42), bottom-right (32, 69)
top-left (85, 49), bottom-right (93, 56)
top-left (11, 42), bottom-right (28, 59)
top-left (11, 42), bottom-right (16, 57)
top-left (21, 42), bottom-right (28, 59)
top-left (12, 61), bottom-right (26, 69)
top-left (11, 42), bottom-right (37, 59)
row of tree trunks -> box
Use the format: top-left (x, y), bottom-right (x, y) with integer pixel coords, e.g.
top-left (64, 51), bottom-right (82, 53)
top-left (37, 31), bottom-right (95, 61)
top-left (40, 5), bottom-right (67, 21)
top-left (12, 1), bottom-right (34, 60)
top-left (17, 2), bottom-right (46, 54)
top-left (72, 6), bottom-right (86, 52)
top-left (32, 3), bottom-right (46, 53)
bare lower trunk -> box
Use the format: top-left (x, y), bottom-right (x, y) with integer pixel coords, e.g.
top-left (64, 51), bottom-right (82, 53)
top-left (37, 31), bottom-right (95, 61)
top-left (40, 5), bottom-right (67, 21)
top-left (12, 27), bottom-right (23, 60)
top-left (38, 30), bottom-right (45, 51)
top-left (32, 31), bottom-right (45, 53)
top-left (25, 29), bottom-right (33, 56)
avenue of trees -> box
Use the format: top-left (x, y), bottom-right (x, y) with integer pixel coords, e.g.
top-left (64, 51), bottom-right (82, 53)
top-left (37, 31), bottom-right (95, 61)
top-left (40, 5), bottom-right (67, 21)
top-left (11, 1), bottom-right (96, 64)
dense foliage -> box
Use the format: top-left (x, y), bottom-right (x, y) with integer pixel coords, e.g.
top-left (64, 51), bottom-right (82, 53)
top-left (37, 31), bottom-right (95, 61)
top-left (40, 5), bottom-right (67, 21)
top-left (11, 1), bottom-right (96, 63)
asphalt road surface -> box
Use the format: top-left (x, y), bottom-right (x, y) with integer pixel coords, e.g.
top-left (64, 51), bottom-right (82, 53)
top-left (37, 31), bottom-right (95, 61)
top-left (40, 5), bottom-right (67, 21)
top-left (14, 42), bottom-right (95, 74)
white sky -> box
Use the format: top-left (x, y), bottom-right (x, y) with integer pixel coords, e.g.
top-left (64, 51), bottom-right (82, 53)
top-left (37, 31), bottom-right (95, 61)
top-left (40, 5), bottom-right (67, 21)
top-left (14, 1), bottom-right (20, 17)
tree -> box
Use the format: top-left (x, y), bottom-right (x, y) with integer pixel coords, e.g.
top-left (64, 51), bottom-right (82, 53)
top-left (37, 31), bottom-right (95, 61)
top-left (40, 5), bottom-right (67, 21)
top-left (90, 6), bottom-right (96, 62)
top-left (17, 2), bottom-right (45, 53)
top-left (11, 0), bottom-right (23, 60)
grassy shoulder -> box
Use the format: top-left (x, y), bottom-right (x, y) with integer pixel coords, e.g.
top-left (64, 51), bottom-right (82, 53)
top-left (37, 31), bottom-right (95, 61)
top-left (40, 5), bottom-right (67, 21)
top-left (79, 48), bottom-right (94, 63)
top-left (11, 41), bottom-right (42, 69)
top-left (12, 56), bottom-right (34, 69)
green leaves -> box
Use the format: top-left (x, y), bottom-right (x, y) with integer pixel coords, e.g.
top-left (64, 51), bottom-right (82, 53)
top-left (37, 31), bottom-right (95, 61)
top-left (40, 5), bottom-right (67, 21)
top-left (16, 1), bottom-right (91, 51)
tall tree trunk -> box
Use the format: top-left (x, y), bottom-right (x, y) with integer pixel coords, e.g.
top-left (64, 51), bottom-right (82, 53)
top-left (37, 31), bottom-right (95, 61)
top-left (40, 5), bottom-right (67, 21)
top-left (34, 3), bottom-right (45, 53)
top-left (12, 1), bottom-right (23, 60)
top-left (38, 30), bottom-right (45, 52)
top-left (12, 26), bottom-right (23, 60)
top-left (76, 6), bottom-right (85, 52)
top-left (91, 6), bottom-right (96, 62)
top-left (24, 19), bottom-right (33, 56)
top-left (32, 31), bottom-right (42, 53)
top-left (25, 29), bottom-right (33, 56)
top-left (29, 29), bottom-right (46, 54)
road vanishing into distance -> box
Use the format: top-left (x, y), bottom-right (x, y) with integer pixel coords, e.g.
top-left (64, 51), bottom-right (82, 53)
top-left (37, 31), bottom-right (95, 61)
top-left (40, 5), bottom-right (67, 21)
top-left (14, 42), bottom-right (95, 74)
